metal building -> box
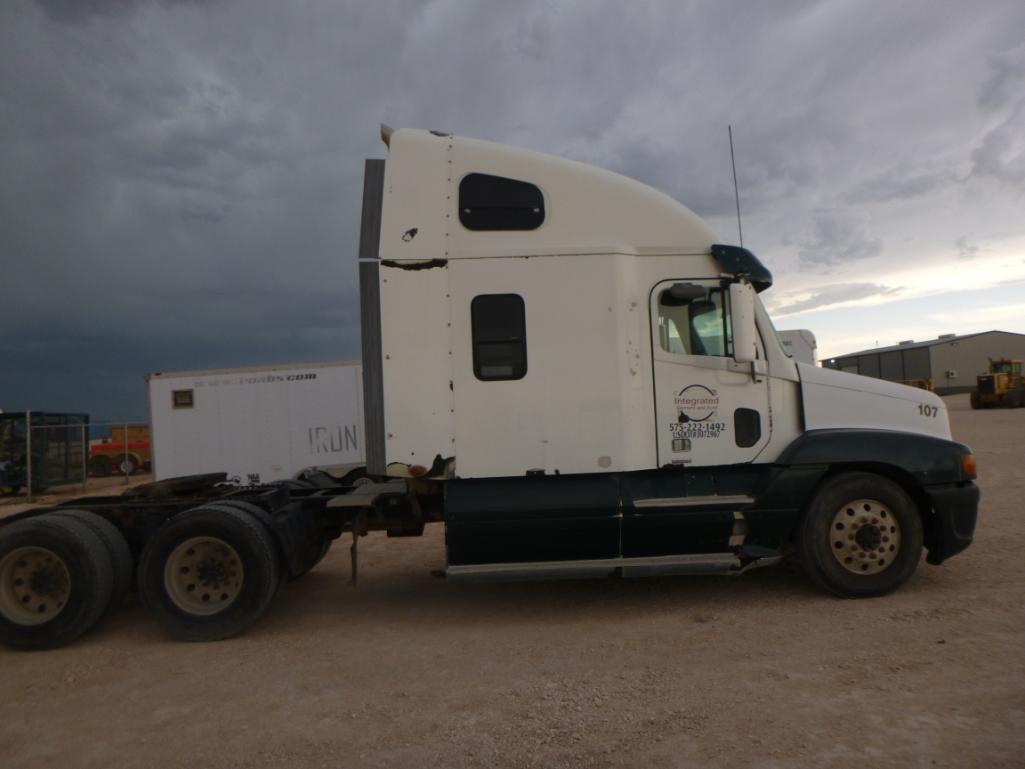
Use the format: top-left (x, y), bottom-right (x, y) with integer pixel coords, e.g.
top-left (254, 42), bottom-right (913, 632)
top-left (823, 330), bottom-right (1025, 394)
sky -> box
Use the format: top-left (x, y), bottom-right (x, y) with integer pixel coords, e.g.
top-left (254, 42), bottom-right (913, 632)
top-left (1, 0), bottom-right (1024, 421)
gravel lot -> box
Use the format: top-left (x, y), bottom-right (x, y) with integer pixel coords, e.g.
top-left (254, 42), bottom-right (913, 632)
top-left (1, 393), bottom-right (1022, 769)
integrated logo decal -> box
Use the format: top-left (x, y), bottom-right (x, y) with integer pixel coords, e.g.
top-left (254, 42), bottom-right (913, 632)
top-left (674, 384), bottom-right (719, 423)
top-left (670, 384), bottom-right (726, 442)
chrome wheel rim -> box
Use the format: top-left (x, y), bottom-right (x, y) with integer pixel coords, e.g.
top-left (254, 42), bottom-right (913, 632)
top-left (0, 546), bottom-right (71, 625)
top-left (830, 499), bottom-right (901, 575)
top-left (164, 537), bottom-right (243, 616)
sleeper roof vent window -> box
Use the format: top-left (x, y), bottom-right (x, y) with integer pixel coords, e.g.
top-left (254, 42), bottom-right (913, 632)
top-left (459, 173), bottom-right (545, 231)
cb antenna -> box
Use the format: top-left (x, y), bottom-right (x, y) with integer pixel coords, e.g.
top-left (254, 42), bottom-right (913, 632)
top-left (728, 124), bottom-right (744, 247)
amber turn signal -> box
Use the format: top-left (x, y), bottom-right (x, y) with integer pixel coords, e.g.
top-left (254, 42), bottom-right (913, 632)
top-left (961, 453), bottom-right (977, 480)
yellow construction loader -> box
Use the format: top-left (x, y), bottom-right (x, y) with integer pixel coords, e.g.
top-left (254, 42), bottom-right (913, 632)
top-left (970, 358), bottom-right (1024, 409)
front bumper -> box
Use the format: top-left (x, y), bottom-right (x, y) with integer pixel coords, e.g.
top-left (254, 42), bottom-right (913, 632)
top-left (924, 482), bottom-right (980, 565)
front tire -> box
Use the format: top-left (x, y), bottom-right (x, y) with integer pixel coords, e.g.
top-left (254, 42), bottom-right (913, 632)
top-left (969, 391), bottom-right (981, 410)
top-left (797, 472), bottom-right (923, 598)
top-left (138, 505), bottom-right (281, 641)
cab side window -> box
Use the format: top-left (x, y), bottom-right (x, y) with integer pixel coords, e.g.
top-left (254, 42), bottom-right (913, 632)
top-left (471, 294), bottom-right (527, 380)
top-left (657, 287), bottom-right (732, 357)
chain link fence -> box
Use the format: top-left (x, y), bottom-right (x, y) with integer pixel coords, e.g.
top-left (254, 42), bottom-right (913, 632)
top-left (0, 413), bottom-right (150, 501)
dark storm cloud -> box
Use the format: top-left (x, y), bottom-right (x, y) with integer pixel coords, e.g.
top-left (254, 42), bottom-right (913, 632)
top-left (2, 0), bottom-right (1025, 418)
top-left (772, 283), bottom-right (902, 317)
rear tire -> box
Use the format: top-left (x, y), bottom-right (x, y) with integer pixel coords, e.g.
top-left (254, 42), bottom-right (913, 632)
top-left (207, 499), bottom-right (328, 582)
top-left (50, 510), bottom-right (133, 609)
top-left (797, 472), bottom-right (923, 598)
top-left (969, 391), bottom-right (981, 410)
top-left (138, 505), bottom-right (280, 642)
top-left (0, 516), bottom-right (114, 649)
top-left (290, 540), bottom-right (331, 582)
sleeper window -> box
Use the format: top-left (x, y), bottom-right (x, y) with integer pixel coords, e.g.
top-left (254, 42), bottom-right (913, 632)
top-left (657, 287), bottom-right (733, 357)
top-left (471, 294), bottom-right (527, 381)
top-left (459, 174), bottom-right (545, 231)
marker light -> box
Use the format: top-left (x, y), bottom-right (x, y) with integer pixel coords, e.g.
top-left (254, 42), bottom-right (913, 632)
top-left (961, 453), bottom-right (977, 480)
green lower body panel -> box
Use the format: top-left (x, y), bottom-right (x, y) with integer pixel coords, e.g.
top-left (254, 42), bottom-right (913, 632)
top-left (445, 432), bottom-right (979, 570)
top-left (444, 466), bottom-right (798, 567)
top-left (445, 476), bottom-right (620, 566)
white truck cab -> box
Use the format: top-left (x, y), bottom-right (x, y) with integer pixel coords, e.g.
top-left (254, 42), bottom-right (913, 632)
top-left (357, 127), bottom-right (978, 596)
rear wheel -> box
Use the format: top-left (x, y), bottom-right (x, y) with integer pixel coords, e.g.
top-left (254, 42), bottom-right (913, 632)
top-left (0, 516), bottom-right (114, 649)
top-left (797, 472), bottom-right (923, 598)
top-left (210, 499), bottom-right (328, 582)
top-left (290, 540), bottom-right (331, 582)
top-left (50, 510), bottom-right (133, 609)
top-left (138, 505), bottom-right (281, 641)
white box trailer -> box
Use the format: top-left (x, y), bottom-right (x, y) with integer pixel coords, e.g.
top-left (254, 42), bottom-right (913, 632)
top-left (779, 329), bottom-right (817, 365)
top-left (146, 361), bottom-right (364, 484)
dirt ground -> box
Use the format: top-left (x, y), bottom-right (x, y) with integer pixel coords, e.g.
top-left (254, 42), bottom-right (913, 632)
top-left (1, 393), bottom-right (1023, 769)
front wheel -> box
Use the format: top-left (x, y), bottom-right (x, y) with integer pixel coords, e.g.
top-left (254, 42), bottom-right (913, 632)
top-left (969, 391), bottom-right (981, 410)
top-left (797, 472), bottom-right (923, 598)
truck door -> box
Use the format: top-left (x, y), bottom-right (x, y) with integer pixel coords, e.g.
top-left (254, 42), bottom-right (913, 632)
top-left (621, 279), bottom-right (771, 558)
top-left (650, 278), bottom-right (771, 467)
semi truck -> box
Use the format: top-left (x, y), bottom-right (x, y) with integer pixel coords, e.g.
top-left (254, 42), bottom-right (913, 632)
top-left (0, 127), bottom-right (979, 650)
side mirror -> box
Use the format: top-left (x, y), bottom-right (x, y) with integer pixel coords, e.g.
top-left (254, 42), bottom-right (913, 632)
top-left (730, 281), bottom-right (757, 364)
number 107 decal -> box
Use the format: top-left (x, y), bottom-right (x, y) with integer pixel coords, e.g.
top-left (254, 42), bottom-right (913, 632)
top-left (918, 404), bottom-right (938, 418)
